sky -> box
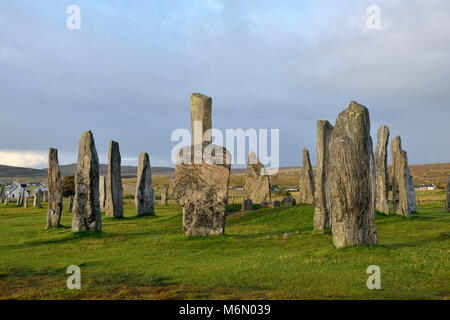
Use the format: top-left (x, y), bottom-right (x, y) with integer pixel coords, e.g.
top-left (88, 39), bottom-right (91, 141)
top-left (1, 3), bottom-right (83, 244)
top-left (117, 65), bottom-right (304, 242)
top-left (0, 0), bottom-right (449, 169)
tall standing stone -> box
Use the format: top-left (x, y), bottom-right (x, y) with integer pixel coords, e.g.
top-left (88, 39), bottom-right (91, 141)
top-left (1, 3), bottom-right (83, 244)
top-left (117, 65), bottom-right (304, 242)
top-left (298, 148), bottom-right (315, 204)
top-left (375, 126), bottom-right (390, 214)
top-left (328, 101), bottom-right (378, 248)
top-left (68, 195), bottom-right (74, 213)
top-left (446, 175), bottom-right (450, 212)
top-left (171, 93), bottom-right (231, 236)
top-left (47, 148), bottom-right (63, 228)
top-left (72, 131), bottom-right (102, 232)
top-left (135, 152), bottom-right (154, 216)
top-left (34, 190), bottom-right (42, 209)
top-left (4, 194), bottom-right (8, 205)
top-left (191, 93), bottom-right (212, 145)
top-left (391, 136), bottom-right (417, 217)
top-left (0, 185), bottom-right (5, 203)
top-left (24, 195), bottom-right (29, 208)
top-left (105, 141), bottom-right (123, 218)
top-left (161, 186), bottom-right (168, 206)
top-left (99, 176), bottom-right (107, 212)
top-left (244, 152), bottom-right (271, 203)
top-left (313, 120), bottom-right (333, 230)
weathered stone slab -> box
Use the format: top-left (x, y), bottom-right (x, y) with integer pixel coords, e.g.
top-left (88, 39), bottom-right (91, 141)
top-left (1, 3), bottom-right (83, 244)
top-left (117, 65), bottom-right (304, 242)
top-left (242, 199), bottom-right (253, 211)
top-left (135, 152), bottom-right (154, 216)
top-left (391, 136), bottom-right (417, 217)
top-left (328, 101), bottom-right (378, 248)
top-left (160, 186), bottom-right (168, 206)
top-left (33, 190), bottom-right (42, 208)
top-left (244, 152), bottom-right (271, 203)
top-left (191, 93), bottom-right (212, 145)
top-left (47, 148), bottom-right (63, 228)
top-left (0, 185), bottom-right (5, 203)
top-left (375, 125), bottom-right (390, 214)
top-left (99, 175), bottom-right (106, 212)
top-left (298, 148), bottom-right (315, 204)
top-left (72, 131), bottom-right (102, 232)
top-left (313, 120), bottom-right (333, 230)
top-left (171, 143), bottom-right (231, 236)
top-left (68, 195), bottom-right (74, 212)
top-left (446, 175), bottom-right (450, 212)
top-left (106, 141), bottom-right (123, 218)
top-left (281, 196), bottom-right (296, 207)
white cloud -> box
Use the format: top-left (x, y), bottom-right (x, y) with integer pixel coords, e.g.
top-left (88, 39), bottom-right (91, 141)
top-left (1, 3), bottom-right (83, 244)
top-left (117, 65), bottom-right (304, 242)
top-left (0, 151), bottom-right (47, 168)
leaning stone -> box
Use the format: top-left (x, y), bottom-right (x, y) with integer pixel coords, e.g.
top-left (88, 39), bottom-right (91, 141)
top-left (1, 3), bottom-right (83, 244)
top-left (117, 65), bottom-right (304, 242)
top-left (72, 131), bottom-right (102, 232)
top-left (313, 120), bottom-right (334, 230)
top-left (242, 199), bottom-right (253, 212)
top-left (47, 148), bottom-right (63, 228)
top-left (446, 175), bottom-right (450, 212)
top-left (298, 148), bottom-right (315, 204)
top-left (391, 136), bottom-right (417, 217)
top-left (281, 196), bottom-right (296, 207)
top-left (105, 141), bottom-right (123, 218)
top-left (328, 101), bottom-right (378, 249)
top-left (99, 175), bottom-right (107, 212)
top-left (375, 125), bottom-right (390, 214)
top-left (135, 152), bottom-right (154, 216)
top-left (244, 152), bottom-right (271, 203)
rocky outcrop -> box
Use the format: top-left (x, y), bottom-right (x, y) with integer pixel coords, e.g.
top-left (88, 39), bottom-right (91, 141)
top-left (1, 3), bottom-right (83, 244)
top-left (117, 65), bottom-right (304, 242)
top-left (298, 149), bottom-right (315, 204)
top-left (313, 120), bottom-right (333, 230)
top-left (135, 152), bottom-right (154, 216)
top-left (72, 131), bottom-right (102, 232)
top-left (328, 101), bottom-right (378, 249)
top-left (47, 148), bottom-right (63, 228)
top-left (105, 141), bottom-right (123, 218)
top-left (391, 136), bottom-right (417, 217)
top-left (244, 152), bottom-right (271, 203)
top-left (375, 126), bottom-right (390, 214)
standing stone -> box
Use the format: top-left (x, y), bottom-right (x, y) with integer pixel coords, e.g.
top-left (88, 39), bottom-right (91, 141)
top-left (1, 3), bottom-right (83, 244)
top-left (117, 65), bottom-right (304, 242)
top-left (43, 191), bottom-right (48, 202)
top-left (17, 190), bottom-right (24, 206)
top-left (328, 101), bottom-right (378, 249)
top-left (298, 149), bottom-right (315, 204)
top-left (274, 200), bottom-right (281, 207)
top-left (242, 199), bottom-right (253, 212)
top-left (191, 93), bottom-right (212, 145)
top-left (281, 196), bottom-right (296, 207)
top-left (4, 194), bottom-right (8, 205)
top-left (68, 195), bottom-right (74, 213)
top-left (24, 195), bottom-right (29, 208)
top-left (0, 185), bottom-right (5, 203)
top-left (375, 126), bottom-right (390, 214)
top-left (244, 152), bottom-right (271, 203)
top-left (161, 186), bottom-right (168, 206)
top-left (34, 190), bottom-right (42, 209)
top-left (99, 176), bottom-right (107, 212)
top-left (135, 152), bottom-right (154, 216)
top-left (171, 93), bottom-right (231, 236)
top-left (391, 136), bottom-right (417, 217)
top-left (313, 120), bottom-right (334, 230)
top-left (72, 131), bottom-right (102, 232)
top-left (105, 141), bottom-right (123, 218)
top-left (47, 148), bottom-right (63, 228)
top-left (446, 175), bottom-right (450, 212)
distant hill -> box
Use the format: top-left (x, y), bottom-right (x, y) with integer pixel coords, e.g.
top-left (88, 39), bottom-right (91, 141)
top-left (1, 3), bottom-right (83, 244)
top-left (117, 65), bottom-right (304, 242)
top-left (0, 164), bottom-right (174, 183)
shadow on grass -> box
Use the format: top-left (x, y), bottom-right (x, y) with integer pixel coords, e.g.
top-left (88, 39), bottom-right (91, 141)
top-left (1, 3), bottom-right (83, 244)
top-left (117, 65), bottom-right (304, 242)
top-left (383, 233), bottom-right (449, 250)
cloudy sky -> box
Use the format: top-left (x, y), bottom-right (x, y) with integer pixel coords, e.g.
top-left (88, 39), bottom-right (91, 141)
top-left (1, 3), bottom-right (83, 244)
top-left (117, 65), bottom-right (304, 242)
top-left (1, 0), bottom-right (449, 169)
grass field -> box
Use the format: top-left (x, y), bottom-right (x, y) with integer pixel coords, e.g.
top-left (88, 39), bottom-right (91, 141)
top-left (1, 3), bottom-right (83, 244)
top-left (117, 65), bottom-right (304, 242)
top-left (0, 196), bottom-right (448, 300)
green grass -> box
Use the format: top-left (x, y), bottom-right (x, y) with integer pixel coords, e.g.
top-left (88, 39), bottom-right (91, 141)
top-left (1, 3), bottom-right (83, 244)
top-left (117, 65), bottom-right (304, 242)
top-left (0, 200), bottom-right (448, 300)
